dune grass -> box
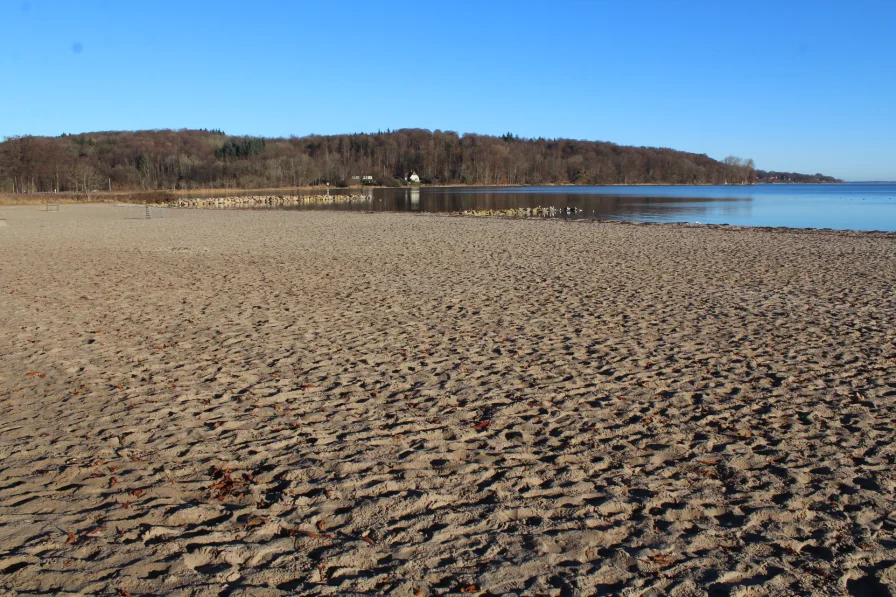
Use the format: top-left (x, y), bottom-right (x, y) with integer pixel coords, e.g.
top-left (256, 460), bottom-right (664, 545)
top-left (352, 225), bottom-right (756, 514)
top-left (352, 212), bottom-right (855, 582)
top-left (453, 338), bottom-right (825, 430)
top-left (0, 191), bottom-right (176, 206)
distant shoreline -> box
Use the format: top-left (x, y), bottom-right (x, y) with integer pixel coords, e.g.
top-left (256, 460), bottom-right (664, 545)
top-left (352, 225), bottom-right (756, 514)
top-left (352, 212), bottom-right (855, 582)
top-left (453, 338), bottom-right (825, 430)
top-left (387, 181), bottom-right (845, 188)
top-left (0, 180), bottom-right (848, 205)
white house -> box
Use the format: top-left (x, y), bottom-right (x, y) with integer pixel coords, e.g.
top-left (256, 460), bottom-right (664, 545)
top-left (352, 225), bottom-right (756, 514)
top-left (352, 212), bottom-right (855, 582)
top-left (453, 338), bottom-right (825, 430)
top-left (407, 171), bottom-right (421, 183)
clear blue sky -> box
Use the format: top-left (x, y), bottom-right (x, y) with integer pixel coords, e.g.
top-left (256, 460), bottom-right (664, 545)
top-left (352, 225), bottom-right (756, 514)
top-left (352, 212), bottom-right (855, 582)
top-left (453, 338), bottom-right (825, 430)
top-left (2, 0), bottom-right (894, 180)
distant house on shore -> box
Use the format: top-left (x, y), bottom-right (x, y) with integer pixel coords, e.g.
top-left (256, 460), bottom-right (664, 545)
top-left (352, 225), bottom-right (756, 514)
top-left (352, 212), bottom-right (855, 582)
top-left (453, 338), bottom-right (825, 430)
top-left (407, 171), bottom-right (421, 183)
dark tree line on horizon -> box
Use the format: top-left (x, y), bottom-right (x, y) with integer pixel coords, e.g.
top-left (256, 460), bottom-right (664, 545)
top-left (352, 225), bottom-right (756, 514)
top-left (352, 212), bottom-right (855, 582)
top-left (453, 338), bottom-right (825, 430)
top-left (0, 129), bottom-right (841, 193)
top-left (754, 170), bottom-right (841, 184)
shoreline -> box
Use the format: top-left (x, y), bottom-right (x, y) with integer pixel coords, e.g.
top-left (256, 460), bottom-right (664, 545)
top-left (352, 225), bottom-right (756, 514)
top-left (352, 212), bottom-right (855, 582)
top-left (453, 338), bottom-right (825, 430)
top-left (3, 202), bottom-right (895, 236)
top-left (0, 180), bottom-right (853, 206)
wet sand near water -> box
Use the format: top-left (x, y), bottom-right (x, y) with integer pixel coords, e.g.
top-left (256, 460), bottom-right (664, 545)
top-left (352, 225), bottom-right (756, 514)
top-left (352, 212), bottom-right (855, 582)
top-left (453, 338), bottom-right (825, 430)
top-left (0, 205), bottom-right (894, 596)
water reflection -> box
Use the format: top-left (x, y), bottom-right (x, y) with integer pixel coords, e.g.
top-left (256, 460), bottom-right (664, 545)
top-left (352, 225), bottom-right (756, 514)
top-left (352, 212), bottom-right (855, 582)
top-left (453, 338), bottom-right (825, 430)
top-left (186, 183), bottom-right (896, 231)
top-left (283, 187), bottom-right (752, 224)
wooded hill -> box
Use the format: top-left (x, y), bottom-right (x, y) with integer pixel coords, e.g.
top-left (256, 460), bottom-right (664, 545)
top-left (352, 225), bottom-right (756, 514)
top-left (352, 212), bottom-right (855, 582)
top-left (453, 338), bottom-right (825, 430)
top-left (754, 170), bottom-right (842, 184)
top-left (0, 129), bottom-right (840, 193)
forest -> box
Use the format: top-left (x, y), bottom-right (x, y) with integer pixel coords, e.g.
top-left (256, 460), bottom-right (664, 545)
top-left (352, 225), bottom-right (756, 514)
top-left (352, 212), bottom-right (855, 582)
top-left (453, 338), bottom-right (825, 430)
top-left (0, 128), bottom-right (840, 193)
top-left (754, 170), bottom-right (842, 184)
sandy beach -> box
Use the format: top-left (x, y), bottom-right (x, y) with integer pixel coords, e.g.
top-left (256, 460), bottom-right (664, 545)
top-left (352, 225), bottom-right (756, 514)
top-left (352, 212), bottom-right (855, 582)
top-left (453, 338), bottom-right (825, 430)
top-left (0, 205), bottom-right (894, 596)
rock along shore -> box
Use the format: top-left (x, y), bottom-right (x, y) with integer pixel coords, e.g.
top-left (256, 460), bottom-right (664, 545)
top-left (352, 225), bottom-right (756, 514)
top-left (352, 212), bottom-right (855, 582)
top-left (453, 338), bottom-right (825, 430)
top-left (458, 206), bottom-right (584, 218)
top-left (174, 194), bottom-right (369, 208)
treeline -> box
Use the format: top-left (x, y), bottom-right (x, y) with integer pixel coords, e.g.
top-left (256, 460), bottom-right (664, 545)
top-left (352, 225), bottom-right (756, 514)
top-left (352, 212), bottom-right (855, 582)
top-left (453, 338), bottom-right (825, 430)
top-left (0, 128), bottom-right (839, 193)
top-left (754, 170), bottom-right (842, 184)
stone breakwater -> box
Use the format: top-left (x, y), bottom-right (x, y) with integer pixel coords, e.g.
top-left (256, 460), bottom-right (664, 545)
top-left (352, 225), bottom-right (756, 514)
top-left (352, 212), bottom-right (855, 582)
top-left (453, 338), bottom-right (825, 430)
top-left (174, 194), bottom-right (369, 208)
top-left (458, 206), bottom-right (584, 218)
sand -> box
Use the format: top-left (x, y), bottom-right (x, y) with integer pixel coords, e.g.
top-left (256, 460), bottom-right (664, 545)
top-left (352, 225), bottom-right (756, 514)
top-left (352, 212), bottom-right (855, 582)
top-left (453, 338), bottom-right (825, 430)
top-left (0, 205), bottom-right (894, 596)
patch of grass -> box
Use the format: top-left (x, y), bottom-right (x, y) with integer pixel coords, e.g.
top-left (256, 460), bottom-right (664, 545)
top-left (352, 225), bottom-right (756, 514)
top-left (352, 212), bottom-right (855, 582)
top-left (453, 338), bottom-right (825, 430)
top-left (0, 191), bottom-right (176, 206)
top-left (174, 186), bottom-right (361, 198)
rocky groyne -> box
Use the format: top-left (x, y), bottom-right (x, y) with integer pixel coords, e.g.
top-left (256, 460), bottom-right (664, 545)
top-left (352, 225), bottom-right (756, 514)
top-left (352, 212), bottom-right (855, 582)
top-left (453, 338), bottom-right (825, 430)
top-left (174, 194), bottom-right (369, 208)
top-left (457, 206), bottom-right (584, 218)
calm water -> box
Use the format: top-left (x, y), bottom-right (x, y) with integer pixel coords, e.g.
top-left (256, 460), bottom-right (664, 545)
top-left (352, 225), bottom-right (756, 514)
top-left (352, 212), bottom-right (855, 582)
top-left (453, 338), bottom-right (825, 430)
top-left (270, 183), bottom-right (896, 231)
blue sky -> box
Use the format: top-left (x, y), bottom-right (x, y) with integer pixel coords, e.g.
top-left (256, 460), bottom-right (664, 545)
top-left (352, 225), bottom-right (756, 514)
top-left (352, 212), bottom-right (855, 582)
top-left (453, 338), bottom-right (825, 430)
top-left (2, 0), bottom-right (894, 180)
